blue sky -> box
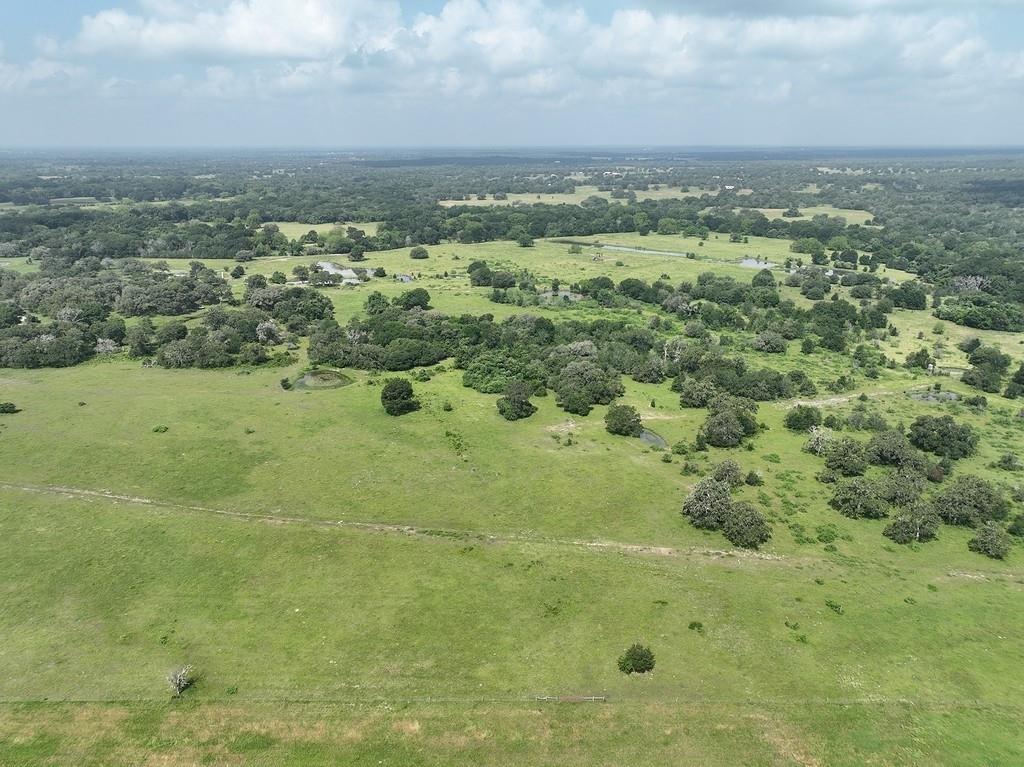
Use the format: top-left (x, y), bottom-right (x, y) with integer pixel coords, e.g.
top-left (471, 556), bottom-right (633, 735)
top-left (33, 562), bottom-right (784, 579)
top-left (2, 0), bottom-right (1023, 147)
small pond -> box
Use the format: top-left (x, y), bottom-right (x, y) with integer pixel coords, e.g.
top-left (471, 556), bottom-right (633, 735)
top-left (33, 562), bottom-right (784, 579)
top-left (293, 369), bottom-right (353, 390)
top-left (639, 428), bottom-right (668, 449)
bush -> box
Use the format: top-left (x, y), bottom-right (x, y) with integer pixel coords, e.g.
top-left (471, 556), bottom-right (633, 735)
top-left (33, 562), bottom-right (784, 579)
top-left (744, 471), bottom-right (764, 486)
top-left (617, 643), bottom-right (655, 674)
top-left (968, 522), bottom-right (1011, 559)
top-left (883, 504), bottom-right (941, 544)
top-left (0, 402), bottom-right (17, 414)
top-left (712, 459), bottom-right (744, 487)
top-left (409, 246), bottom-right (429, 260)
top-left (605, 404), bottom-right (643, 437)
top-left (1007, 514), bottom-right (1024, 537)
top-left (722, 502), bottom-right (772, 549)
top-left (168, 665), bottom-right (195, 696)
top-left (784, 405), bottom-right (822, 432)
top-left (381, 378), bottom-right (420, 416)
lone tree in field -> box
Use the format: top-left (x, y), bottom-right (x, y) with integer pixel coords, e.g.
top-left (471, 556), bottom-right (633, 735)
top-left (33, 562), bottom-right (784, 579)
top-left (381, 378), bottom-right (420, 416)
top-left (0, 402), bottom-right (18, 414)
top-left (618, 643), bottom-right (655, 674)
top-left (604, 404), bottom-right (643, 437)
top-left (409, 245), bottom-right (429, 260)
top-left (167, 665), bottom-right (194, 697)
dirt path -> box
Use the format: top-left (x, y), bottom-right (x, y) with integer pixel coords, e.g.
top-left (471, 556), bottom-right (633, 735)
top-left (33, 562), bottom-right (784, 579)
top-left (0, 481), bottom-right (786, 566)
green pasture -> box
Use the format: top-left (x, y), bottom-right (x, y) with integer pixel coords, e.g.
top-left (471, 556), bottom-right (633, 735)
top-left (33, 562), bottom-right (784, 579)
top-left (3, 229), bottom-right (1024, 765)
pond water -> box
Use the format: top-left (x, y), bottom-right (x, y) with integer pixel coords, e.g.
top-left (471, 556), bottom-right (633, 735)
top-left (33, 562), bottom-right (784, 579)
top-left (293, 369), bottom-right (353, 390)
top-left (639, 428), bottom-right (668, 449)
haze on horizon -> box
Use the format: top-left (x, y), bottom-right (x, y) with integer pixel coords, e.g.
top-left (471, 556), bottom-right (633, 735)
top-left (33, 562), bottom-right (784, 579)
top-left (2, 0), bottom-right (1023, 148)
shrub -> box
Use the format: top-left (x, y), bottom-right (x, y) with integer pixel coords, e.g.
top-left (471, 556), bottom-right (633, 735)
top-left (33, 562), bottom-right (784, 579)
top-left (168, 665), bottom-right (195, 696)
top-left (605, 404), bottom-right (643, 437)
top-left (744, 471), bottom-right (764, 486)
top-left (1007, 514), bottom-right (1024, 537)
top-left (618, 643), bottom-right (655, 674)
top-left (784, 405), bottom-right (822, 432)
top-left (712, 459), bottom-right (744, 487)
top-left (381, 378), bottom-right (420, 416)
top-left (722, 502), bottom-right (772, 549)
top-left (968, 522), bottom-right (1011, 559)
top-left (409, 246), bottom-right (429, 260)
top-left (883, 503), bottom-right (941, 544)
top-left (0, 402), bottom-right (17, 414)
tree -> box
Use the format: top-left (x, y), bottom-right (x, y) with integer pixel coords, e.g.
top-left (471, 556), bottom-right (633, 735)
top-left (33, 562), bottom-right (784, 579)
top-left (784, 405), bottom-right (822, 432)
top-left (824, 437), bottom-right (868, 476)
top-left (618, 643), bottom-right (655, 674)
top-left (908, 415), bottom-right (977, 459)
top-left (682, 477), bottom-right (733, 530)
top-left (409, 246), bottom-right (429, 260)
top-left (0, 402), bottom-right (17, 414)
top-left (496, 380), bottom-right (537, 421)
top-left (395, 288), bottom-right (431, 311)
top-left (829, 478), bottom-right (888, 519)
top-left (752, 331), bottom-right (786, 353)
top-left (679, 378), bottom-right (717, 408)
top-left (968, 522), bottom-right (1011, 559)
top-left (932, 475), bottom-right (1008, 526)
top-left (230, 265), bottom-right (245, 279)
top-left (722, 501), bottom-right (771, 549)
top-left (381, 378), bottom-right (419, 416)
top-left (883, 503), bottom-right (940, 544)
top-left (605, 404), bottom-right (642, 437)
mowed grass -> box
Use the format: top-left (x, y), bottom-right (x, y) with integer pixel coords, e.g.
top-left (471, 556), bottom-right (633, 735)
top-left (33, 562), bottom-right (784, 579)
top-left (3, 234), bottom-right (1024, 764)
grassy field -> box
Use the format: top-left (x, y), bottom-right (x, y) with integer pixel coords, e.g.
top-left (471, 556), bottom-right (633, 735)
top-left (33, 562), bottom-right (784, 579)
top-left (2, 234), bottom-right (1024, 765)
top-left (745, 206), bottom-right (877, 226)
top-left (439, 185), bottom-right (715, 207)
top-left (267, 221), bottom-right (381, 239)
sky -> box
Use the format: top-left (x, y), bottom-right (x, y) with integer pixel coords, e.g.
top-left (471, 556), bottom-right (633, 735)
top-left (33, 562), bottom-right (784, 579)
top-left (1, 0), bottom-right (1023, 148)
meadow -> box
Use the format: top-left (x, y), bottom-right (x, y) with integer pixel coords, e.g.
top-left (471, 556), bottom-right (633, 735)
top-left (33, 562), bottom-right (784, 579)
top-left (2, 235), bottom-right (1024, 765)
top-left (439, 184), bottom-right (716, 207)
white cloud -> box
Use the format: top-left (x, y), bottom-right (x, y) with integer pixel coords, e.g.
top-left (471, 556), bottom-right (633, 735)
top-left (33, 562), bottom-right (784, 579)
top-left (0, 57), bottom-right (83, 92)
top-left (26, 0), bottom-right (1023, 121)
top-left (76, 0), bottom-right (402, 59)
